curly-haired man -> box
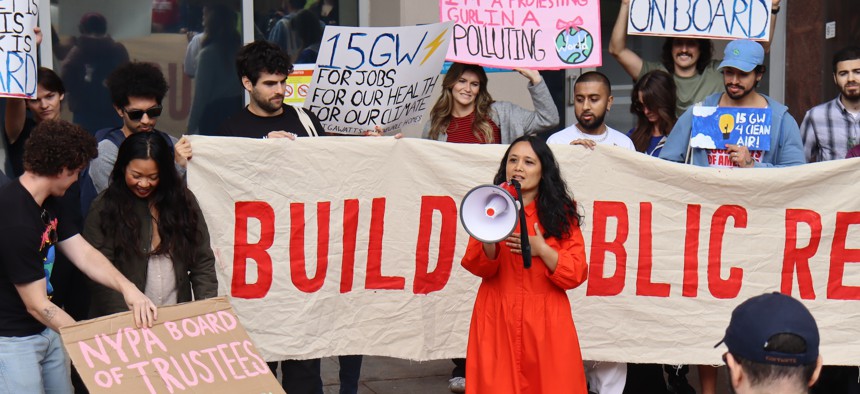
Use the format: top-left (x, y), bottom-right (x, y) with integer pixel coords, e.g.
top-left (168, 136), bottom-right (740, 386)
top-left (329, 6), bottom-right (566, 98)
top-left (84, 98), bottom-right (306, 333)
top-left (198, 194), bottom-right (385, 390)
top-left (0, 120), bottom-right (157, 392)
top-left (81, 61), bottom-right (181, 214)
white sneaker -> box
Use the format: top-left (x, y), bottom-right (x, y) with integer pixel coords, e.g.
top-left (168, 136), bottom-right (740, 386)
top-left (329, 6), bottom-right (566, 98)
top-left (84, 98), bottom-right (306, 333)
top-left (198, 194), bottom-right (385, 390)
top-left (448, 377), bottom-right (466, 393)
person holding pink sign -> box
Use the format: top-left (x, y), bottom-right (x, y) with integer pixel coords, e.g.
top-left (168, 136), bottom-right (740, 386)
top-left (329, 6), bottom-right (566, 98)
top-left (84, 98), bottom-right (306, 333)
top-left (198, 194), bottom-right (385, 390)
top-left (423, 62), bottom-right (559, 144)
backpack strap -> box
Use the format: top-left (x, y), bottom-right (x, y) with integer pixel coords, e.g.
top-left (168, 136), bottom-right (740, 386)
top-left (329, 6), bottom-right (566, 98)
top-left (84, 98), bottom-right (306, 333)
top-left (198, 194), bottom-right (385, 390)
top-left (293, 106), bottom-right (319, 137)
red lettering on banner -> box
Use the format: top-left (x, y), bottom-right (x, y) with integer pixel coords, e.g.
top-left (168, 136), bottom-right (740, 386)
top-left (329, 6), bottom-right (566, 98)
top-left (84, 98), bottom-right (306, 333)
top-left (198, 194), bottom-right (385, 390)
top-left (365, 198), bottom-right (406, 290)
top-left (340, 199), bottom-right (359, 293)
top-left (587, 201), bottom-right (628, 296)
top-left (708, 205), bottom-right (745, 299)
top-left (289, 202), bottom-right (330, 293)
top-left (782, 209), bottom-right (821, 299)
top-left (232, 202), bottom-right (275, 299)
top-left (828, 212), bottom-right (860, 300)
top-left (414, 196), bottom-right (457, 295)
top-left (636, 203), bottom-right (670, 297)
top-left (683, 205), bottom-right (701, 297)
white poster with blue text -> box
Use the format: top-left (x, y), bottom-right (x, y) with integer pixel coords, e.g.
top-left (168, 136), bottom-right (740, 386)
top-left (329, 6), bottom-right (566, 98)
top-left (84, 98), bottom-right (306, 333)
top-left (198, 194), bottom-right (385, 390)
top-left (0, 0), bottom-right (38, 99)
top-left (303, 22), bottom-right (453, 135)
top-left (627, 0), bottom-right (772, 41)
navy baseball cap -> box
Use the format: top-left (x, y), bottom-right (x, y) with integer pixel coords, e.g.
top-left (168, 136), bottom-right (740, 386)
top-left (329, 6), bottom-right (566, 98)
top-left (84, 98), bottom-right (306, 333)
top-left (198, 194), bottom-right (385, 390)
top-left (716, 292), bottom-right (819, 366)
top-left (718, 40), bottom-right (765, 72)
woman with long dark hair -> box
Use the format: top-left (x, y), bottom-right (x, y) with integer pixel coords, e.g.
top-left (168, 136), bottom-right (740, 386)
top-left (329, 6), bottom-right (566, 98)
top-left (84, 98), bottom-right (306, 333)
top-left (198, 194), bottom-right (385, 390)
top-left (83, 132), bottom-right (217, 317)
top-left (424, 63), bottom-right (559, 393)
top-left (628, 70), bottom-right (677, 156)
top-left (423, 63), bottom-right (558, 144)
top-left (462, 135), bottom-right (588, 393)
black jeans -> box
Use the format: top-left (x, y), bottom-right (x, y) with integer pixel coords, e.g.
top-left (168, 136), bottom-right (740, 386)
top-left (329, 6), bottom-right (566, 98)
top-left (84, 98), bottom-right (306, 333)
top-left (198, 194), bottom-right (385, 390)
top-left (338, 355), bottom-right (363, 394)
top-left (268, 359), bottom-right (323, 394)
top-left (268, 356), bottom-right (363, 394)
top-left (451, 358), bottom-right (466, 378)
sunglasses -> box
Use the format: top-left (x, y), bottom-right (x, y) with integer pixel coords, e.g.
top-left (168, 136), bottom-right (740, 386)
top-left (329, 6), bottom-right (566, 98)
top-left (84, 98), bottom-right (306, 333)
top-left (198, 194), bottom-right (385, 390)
top-left (124, 105), bottom-right (163, 121)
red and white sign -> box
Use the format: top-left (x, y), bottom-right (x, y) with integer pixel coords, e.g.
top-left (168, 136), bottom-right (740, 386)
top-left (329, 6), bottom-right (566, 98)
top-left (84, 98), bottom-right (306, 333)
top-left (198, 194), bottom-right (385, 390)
top-left (187, 136), bottom-right (860, 365)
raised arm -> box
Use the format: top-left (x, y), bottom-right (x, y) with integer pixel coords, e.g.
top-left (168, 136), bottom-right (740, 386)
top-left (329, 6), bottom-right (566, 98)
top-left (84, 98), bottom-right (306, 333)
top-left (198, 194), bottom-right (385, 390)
top-left (761, 0), bottom-right (781, 54)
top-left (608, 0), bottom-right (644, 80)
top-left (495, 70), bottom-right (560, 136)
top-left (4, 98), bottom-right (27, 144)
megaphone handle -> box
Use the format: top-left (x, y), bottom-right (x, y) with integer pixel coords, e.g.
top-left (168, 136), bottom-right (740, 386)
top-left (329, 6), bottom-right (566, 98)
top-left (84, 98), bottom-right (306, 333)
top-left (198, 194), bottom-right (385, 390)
top-left (512, 181), bottom-right (532, 269)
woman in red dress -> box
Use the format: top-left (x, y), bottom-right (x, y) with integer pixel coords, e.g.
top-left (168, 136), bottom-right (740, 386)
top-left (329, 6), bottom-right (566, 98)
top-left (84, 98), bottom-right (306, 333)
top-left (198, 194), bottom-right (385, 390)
top-left (462, 135), bottom-right (588, 393)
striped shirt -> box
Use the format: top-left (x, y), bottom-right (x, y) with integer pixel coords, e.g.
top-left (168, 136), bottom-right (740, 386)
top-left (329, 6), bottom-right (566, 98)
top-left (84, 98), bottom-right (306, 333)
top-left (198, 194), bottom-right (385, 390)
top-left (800, 96), bottom-right (860, 162)
top-left (446, 112), bottom-right (501, 144)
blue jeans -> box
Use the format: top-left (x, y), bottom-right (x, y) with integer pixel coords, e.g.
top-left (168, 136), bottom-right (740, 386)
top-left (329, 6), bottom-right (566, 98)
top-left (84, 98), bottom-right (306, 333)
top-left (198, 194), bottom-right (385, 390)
top-left (0, 328), bottom-right (72, 393)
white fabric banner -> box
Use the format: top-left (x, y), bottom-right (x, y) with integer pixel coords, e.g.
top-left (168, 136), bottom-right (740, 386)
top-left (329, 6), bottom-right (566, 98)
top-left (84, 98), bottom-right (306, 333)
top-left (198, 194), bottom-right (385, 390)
top-left (187, 136), bottom-right (860, 365)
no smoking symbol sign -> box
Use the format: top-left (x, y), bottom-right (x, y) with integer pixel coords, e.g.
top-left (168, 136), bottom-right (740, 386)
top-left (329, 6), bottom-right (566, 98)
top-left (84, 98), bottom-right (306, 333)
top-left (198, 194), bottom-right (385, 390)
top-left (298, 84), bottom-right (309, 97)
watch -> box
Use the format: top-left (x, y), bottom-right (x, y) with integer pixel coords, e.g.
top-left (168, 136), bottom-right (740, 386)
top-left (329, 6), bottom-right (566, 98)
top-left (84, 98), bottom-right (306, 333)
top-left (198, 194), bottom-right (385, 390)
top-left (771, 7), bottom-right (780, 14)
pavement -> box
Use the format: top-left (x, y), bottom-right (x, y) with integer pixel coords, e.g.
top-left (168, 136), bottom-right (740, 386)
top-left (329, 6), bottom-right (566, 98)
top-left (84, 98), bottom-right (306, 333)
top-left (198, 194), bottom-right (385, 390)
top-left (321, 356), bottom-right (453, 394)
top-left (319, 357), bottom-right (731, 393)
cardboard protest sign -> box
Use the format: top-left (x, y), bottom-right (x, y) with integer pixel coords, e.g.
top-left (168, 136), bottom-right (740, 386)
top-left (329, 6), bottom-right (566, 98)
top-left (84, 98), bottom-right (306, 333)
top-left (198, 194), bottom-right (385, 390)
top-left (187, 136), bottom-right (860, 365)
top-left (0, 0), bottom-right (39, 99)
top-left (440, 0), bottom-right (602, 70)
top-left (627, 0), bottom-right (772, 40)
top-left (691, 106), bottom-right (772, 150)
top-left (303, 22), bottom-right (452, 135)
top-left (60, 298), bottom-right (283, 394)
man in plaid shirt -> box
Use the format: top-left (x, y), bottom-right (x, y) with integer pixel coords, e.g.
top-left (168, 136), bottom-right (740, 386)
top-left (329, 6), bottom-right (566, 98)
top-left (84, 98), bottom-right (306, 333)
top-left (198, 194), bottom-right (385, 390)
top-left (800, 46), bottom-right (860, 162)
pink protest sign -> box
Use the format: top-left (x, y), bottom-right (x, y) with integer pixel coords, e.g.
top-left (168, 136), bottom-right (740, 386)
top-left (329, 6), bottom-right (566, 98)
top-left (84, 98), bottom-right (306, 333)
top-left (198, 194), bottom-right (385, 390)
top-left (440, 0), bottom-right (602, 70)
top-left (60, 298), bottom-right (283, 394)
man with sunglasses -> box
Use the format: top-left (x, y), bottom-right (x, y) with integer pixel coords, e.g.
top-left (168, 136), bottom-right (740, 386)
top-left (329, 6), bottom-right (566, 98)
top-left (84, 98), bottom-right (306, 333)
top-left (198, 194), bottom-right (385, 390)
top-left (81, 61), bottom-right (180, 214)
top-left (0, 120), bottom-right (157, 392)
top-left (716, 292), bottom-right (822, 393)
